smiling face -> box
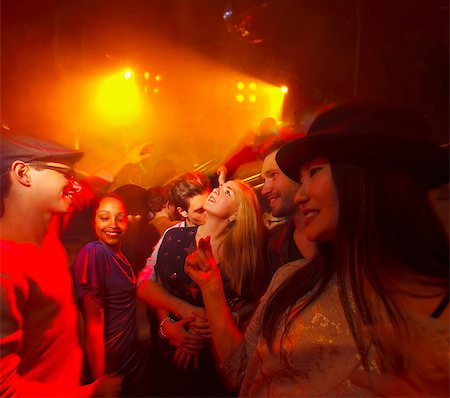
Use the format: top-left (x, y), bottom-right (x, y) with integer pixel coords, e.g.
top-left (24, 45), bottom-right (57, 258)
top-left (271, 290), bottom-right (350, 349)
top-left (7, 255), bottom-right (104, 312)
top-left (203, 181), bottom-right (239, 220)
top-left (28, 161), bottom-right (81, 214)
top-left (94, 196), bottom-right (128, 251)
top-left (294, 158), bottom-right (339, 242)
top-left (261, 151), bottom-right (299, 217)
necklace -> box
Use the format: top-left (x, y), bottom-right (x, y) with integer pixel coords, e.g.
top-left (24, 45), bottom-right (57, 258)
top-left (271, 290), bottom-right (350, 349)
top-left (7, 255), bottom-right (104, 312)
top-left (112, 254), bottom-right (137, 286)
top-left (101, 241), bottom-right (137, 286)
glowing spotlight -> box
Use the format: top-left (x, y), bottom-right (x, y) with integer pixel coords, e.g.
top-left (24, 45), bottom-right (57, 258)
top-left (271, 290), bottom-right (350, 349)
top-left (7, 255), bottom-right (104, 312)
top-left (249, 94), bottom-right (257, 103)
top-left (236, 94), bottom-right (244, 102)
top-left (153, 88), bottom-right (160, 94)
top-left (237, 81), bottom-right (245, 90)
top-left (223, 8), bottom-right (233, 21)
top-left (249, 82), bottom-right (257, 90)
top-left (95, 70), bottom-right (141, 125)
top-left (256, 83), bottom-right (286, 120)
top-left (155, 75), bottom-right (161, 82)
top-left (144, 71), bottom-right (150, 80)
top-left (281, 85), bottom-right (288, 93)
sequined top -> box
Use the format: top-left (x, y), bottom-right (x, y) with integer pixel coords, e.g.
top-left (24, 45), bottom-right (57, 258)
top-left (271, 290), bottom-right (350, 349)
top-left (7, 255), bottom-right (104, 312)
top-left (221, 259), bottom-right (449, 397)
top-left (154, 226), bottom-right (242, 309)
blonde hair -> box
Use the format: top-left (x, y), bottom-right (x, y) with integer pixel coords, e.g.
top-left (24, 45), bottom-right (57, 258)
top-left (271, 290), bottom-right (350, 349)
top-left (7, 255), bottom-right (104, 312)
top-left (219, 180), bottom-right (265, 301)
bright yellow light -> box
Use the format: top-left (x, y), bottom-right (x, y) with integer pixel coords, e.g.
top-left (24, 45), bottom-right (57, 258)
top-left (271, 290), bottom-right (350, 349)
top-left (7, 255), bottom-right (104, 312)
top-left (236, 94), bottom-right (244, 102)
top-left (257, 83), bottom-right (286, 120)
top-left (249, 82), bottom-right (257, 90)
top-left (237, 81), bottom-right (245, 90)
top-left (124, 70), bottom-right (133, 79)
top-left (249, 94), bottom-right (257, 102)
top-left (144, 71), bottom-right (150, 80)
top-left (153, 87), bottom-right (160, 94)
top-left (95, 71), bottom-right (141, 125)
top-left (155, 75), bottom-right (161, 82)
top-left (281, 85), bottom-right (288, 93)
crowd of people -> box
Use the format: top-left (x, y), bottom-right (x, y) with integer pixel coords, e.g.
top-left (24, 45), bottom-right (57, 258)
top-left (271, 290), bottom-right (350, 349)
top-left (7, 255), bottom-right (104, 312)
top-left (0, 101), bottom-right (448, 397)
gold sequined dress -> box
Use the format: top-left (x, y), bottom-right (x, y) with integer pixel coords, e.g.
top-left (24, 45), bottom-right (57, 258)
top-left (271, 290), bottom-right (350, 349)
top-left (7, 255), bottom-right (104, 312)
top-left (221, 259), bottom-right (449, 397)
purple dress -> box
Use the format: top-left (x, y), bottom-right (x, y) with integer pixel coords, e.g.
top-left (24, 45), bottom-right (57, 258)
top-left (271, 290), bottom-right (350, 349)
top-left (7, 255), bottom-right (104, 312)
top-left (73, 241), bottom-right (145, 395)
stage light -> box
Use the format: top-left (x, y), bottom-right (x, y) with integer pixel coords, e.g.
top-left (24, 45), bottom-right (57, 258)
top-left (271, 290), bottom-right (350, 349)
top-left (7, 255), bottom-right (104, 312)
top-left (155, 75), bottom-right (161, 82)
top-left (153, 88), bottom-right (160, 94)
top-left (249, 82), bottom-right (257, 90)
top-left (249, 94), bottom-right (257, 103)
top-left (144, 71), bottom-right (150, 80)
top-left (236, 94), bottom-right (244, 102)
top-left (237, 81), bottom-right (245, 90)
top-left (281, 85), bottom-right (288, 93)
top-left (223, 8), bottom-right (233, 21)
top-left (95, 69), bottom-right (141, 125)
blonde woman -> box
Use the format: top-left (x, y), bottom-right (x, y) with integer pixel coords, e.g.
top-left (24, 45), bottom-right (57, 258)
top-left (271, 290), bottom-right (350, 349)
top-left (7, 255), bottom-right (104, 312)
top-left (137, 180), bottom-right (265, 397)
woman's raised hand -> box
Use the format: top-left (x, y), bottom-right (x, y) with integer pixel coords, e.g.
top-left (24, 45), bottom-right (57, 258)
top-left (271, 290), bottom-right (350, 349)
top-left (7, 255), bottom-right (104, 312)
top-left (216, 165), bottom-right (227, 186)
top-left (184, 236), bottom-right (222, 291)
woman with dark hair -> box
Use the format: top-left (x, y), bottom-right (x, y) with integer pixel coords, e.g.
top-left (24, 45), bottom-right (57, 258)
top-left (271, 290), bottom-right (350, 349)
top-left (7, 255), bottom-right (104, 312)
top-left (113, 184), bottom-right (153, 274)
top-left (73, 193), bottom-right (148, 397)
top-left (185, 102), bottom-right (449, 397)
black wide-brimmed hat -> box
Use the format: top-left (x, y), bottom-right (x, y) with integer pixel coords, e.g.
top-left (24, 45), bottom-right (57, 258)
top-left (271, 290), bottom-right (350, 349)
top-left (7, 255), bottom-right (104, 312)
top-left (276, 102), bottom-right (449, 188)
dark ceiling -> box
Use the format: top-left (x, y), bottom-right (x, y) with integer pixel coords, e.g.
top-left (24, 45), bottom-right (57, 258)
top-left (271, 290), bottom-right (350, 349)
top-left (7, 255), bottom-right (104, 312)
top-left (1, 0), bottom-right (449, 142)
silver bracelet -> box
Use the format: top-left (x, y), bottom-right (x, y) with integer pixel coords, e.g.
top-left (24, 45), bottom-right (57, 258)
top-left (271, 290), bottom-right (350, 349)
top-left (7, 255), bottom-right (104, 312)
top-left (158, 316), bottom-right (174, 339)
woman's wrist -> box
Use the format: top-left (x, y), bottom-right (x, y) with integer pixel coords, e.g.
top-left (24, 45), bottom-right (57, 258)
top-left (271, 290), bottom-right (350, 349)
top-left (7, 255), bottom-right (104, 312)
top-left (202, 281), bottom-right (225, 304)
top-left (158, 316), bottom-right (174, 339)
top-left (201, 277), bottom-right (223, 297)
top-left (177, 301), bottom-right (193, 318)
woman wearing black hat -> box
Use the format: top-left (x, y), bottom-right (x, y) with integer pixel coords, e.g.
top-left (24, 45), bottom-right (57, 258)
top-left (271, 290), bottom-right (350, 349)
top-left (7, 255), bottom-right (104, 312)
top-left (184, 102), bottom-right (449, 397)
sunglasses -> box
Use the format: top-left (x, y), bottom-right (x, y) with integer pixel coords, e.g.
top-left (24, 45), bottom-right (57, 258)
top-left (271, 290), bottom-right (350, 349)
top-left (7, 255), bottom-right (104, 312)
top-left (26, 162), bottom-right (76, 181)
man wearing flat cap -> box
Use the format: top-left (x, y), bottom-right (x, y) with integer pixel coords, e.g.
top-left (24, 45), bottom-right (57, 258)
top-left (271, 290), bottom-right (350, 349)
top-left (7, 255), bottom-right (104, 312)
top-left (0, 129), bottom-right (121, 396)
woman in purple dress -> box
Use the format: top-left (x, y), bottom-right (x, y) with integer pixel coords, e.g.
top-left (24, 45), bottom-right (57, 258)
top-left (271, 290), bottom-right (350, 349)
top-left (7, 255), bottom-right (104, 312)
top-left (73, 193), bottom-right (147, 397)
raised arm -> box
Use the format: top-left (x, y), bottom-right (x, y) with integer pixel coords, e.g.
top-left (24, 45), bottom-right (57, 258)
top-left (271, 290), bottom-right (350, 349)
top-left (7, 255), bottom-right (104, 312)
top-left (99, 141), bottom-right (153, 182)
top-left (184, 237), bottom-right (243, 363)
top-left (216, 165), bottom-right (227, 186)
